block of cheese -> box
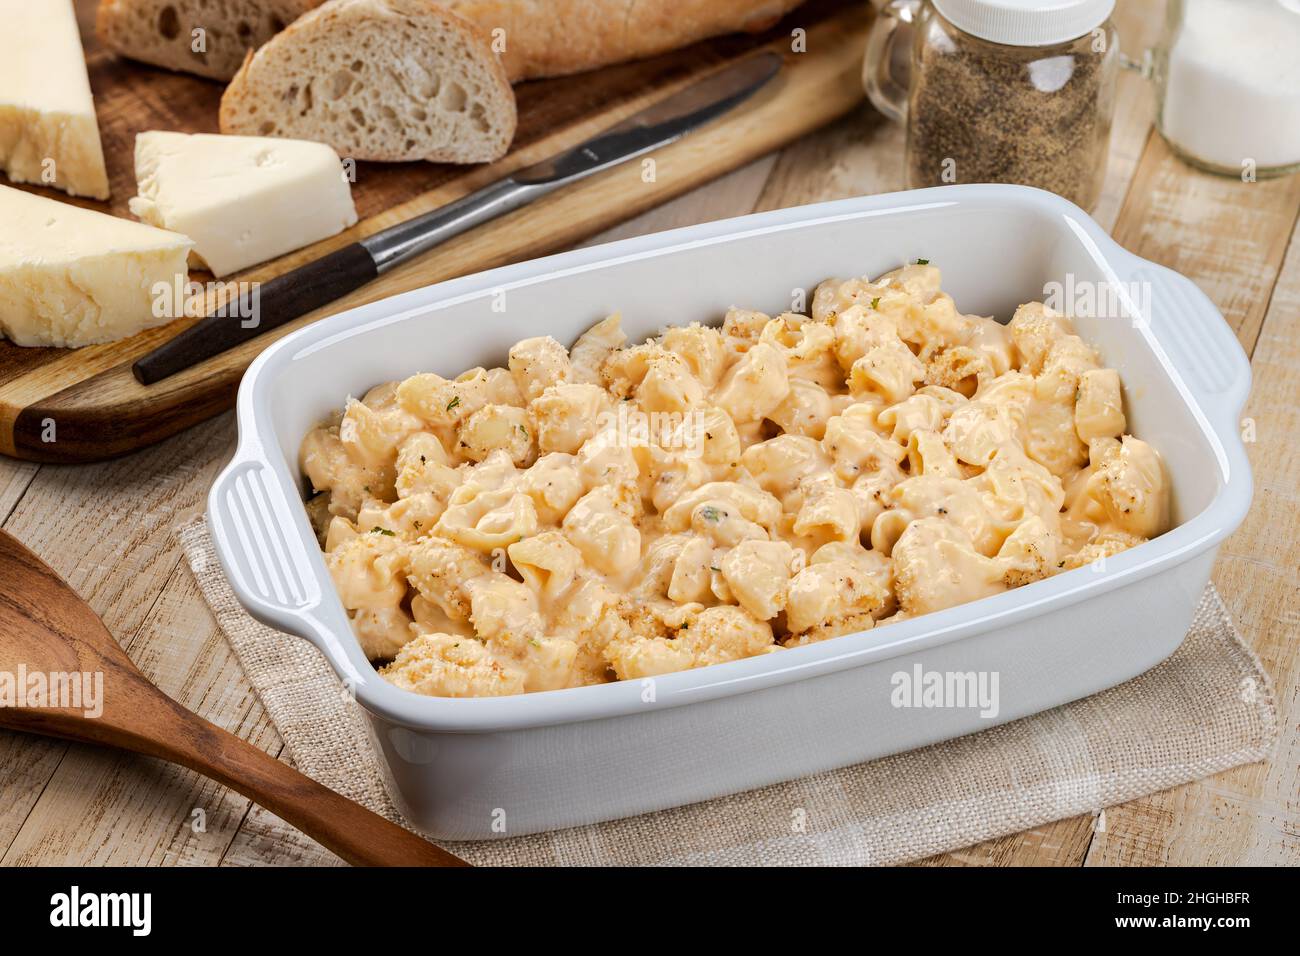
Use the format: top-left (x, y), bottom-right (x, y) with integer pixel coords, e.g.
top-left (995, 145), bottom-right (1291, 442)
top-left (129, 131), bottom-right (359, 278)
top-left (0, 185), bottom-right (192, 348)
top-left (0, 0), bottom-right (110, 200)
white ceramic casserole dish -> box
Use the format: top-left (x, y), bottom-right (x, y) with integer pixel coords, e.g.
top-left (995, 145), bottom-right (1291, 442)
top-left (209, 184), bottom-right (1252, 840)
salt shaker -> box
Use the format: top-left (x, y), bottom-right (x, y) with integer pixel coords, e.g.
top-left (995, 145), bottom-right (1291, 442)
top-left (1147, 0), bottom-right (1300, 178)
top-left (864, 0), bottom-right (1120, 211)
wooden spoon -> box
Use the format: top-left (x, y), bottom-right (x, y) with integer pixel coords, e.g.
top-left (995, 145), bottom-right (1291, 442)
top-left (0, 530), bottom-right (467, 868)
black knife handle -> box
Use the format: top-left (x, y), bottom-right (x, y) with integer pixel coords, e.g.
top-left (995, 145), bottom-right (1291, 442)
top-left (132, 243), bottom-right (379, 386)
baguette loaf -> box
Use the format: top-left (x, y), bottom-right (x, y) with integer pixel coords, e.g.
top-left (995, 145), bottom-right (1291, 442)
top-left (446, 0), bottom-right (808, 81)
top-left (219, 0), bottom-right (516, 163)
top-left (100, 0), bottom-right (807, 83)
top-left (97, 0), bottom-right (321, 81)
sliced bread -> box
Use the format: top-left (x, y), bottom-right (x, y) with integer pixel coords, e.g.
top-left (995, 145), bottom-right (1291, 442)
top-left (219, 0), bottom-right (516, 163)
top-left (97, 0), bottom-right (323, 81)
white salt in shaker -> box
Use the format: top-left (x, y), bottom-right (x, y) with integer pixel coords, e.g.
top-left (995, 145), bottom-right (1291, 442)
top-left (1145, 0), bottom-right (1300, 178)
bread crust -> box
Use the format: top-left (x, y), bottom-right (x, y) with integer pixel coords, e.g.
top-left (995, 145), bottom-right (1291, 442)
top-left (219, 0), bottom-right (517, 163)
top-left (446, 0), bottom-right (808, 81)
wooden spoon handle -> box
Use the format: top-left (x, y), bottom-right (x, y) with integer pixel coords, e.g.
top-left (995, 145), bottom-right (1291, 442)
top-left (173, 722), bottom-right (466, 867)
top-left (141, 697), bottom-right (467, 867)
top-left (9, 687), bottom-right (467, 867)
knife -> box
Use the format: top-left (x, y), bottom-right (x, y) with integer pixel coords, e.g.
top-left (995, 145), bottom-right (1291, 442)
top-left (133, 51), bottom-right (784, 385)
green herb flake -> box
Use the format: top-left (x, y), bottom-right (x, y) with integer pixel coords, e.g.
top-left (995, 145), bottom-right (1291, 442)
top-left (370, 526), bottom-right (395, 536)
top-left (915, 258), bottom-right (930, 265)
top-left (446, 395), bottom-right (462, 411)
top-left (870, 297), bottom-right (881, 310)
top-left (698, 505), bottom-right (723, 523)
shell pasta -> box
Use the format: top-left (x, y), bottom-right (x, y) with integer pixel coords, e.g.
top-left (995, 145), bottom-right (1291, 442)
top-left (299, 263), bottom-right (1168, 697)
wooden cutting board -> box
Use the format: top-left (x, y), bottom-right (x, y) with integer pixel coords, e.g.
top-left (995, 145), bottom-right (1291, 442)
top-left (1, 0), bottom-right (870, 463)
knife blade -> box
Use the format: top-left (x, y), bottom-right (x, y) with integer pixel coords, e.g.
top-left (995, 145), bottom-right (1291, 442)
top-left (133, 52), bottom-right (784, 385)
top-left (511, 50), bottom-right (784, 187)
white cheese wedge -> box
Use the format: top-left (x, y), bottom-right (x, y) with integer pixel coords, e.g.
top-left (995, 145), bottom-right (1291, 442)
top-left (129, 131), bottom-right (359, 278)
top-left (0, 185), bottom-right (192, 348)
top-left (0, 0), bottom-right (110, 200)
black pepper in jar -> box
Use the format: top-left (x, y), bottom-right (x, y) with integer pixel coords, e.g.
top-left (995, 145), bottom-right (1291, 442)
top-left (865, 1), bottom-right (1120, 212)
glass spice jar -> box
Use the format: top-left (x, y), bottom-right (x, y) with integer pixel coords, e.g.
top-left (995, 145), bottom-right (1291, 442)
top-left (864, 0), bottom-right (1120, 211)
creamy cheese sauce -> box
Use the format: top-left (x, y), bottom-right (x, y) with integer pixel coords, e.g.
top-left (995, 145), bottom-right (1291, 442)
top-left (300, 264), bottom-right (1168, 697)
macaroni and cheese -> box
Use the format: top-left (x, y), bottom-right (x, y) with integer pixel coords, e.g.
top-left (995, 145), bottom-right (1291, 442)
top-left (299, 263), bottom-right (1168, 697)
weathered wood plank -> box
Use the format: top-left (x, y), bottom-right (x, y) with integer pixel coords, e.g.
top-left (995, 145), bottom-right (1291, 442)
top-left (918, 818), bottom-right (1099, 867)
top-left (0, 460), bottom-right (38, 524)
top-left (0, 417), bottom-right (237, 863)
top-left (1085, 217), bottom-right (1300, 866)
top-left (221, 803), bottom-right (346, 868)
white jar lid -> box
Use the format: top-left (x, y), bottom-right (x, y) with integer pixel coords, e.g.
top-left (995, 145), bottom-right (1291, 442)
top-left (931, 0), bottom-right (1115, 46)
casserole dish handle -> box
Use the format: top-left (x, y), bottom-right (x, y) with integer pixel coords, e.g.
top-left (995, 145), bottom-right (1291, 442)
top-left (1122, 256), bottom-right (1253, 432)
top-left (207, 450), bottom-right (373, 686)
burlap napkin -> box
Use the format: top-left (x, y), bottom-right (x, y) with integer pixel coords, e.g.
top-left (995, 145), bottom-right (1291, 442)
top-left (179, 514), bottom-right (1276, 866)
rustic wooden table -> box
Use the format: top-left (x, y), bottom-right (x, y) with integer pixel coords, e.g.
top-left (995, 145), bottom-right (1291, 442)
top-left (0, 1), bottom-right (1295, 866)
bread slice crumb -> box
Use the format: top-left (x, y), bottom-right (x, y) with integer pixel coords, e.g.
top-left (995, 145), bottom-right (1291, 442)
top-left (219, 0), bottom-right (516, 163)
